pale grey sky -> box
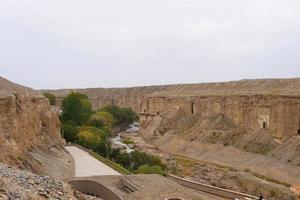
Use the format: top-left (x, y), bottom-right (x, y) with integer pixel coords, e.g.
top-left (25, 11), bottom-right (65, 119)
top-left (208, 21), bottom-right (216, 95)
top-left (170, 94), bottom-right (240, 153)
top-left (0, 0), bottom-right (300, 89)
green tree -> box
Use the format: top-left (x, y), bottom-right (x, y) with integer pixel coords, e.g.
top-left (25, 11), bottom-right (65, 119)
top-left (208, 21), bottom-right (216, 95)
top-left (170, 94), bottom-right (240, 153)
top-left (61, 120), bottom-right (79, 143)
top-left (112, 150), bottom-right (166, 172)
top-left (61, 92), bottom-right (92, 125)
top-left (100, 105), bottom-right (138, 126)
top-left (77, 126), bottom-right (110, 156)
top-left (42, 92), bottom-right (56, 105)
top-left (130, 150), bottom-right (165, 170)
top-left (88, 111), bottom-right (114, 129)
top-left (115, 151), bottom-right (131, 169)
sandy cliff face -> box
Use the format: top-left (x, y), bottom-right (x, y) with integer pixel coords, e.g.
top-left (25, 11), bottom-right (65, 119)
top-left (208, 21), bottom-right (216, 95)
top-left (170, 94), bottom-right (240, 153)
top-left (0, 77), bottom-right (63, 171)
top-left (49, 78), bottom-right (300, 140)
top-left (140, 95), bottom-right (300, 139)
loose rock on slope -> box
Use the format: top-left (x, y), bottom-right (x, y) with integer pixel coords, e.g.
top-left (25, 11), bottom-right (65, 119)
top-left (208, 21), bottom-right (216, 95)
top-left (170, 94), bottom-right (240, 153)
top-left (0, 163), bottom-right (101, 200)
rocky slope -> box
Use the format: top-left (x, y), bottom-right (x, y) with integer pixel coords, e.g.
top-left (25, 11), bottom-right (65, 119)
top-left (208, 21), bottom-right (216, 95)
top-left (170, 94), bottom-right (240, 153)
top-left (0, 163), bottom-right (101, 200)
top-left (0, 76), bottom-right (71, 177)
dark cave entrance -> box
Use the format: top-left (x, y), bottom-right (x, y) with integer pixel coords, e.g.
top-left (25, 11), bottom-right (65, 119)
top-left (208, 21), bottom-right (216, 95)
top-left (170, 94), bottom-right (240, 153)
top-left (191, 102), bottom-right (195, 114)
top-left (298, 129), bottom-right (300, 135)
top-left (262, 122), bottom-right (267, 129)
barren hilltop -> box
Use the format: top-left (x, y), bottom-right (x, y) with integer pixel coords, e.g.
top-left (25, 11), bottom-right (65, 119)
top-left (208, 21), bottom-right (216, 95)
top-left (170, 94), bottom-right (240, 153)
top-left (49, 78), bottom-right (300, 97)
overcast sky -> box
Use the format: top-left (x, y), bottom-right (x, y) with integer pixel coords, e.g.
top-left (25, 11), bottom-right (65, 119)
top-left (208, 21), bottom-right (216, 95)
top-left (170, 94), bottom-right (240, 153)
top-left (1, 0), bottom-right (300, 89)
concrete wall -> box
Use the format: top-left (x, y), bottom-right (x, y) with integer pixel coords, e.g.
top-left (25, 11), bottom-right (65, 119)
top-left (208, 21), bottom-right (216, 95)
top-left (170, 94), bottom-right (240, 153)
top-left (68, 179), bottom-right (123, 200)
top-left (167, 174), bottom-right (258, 200)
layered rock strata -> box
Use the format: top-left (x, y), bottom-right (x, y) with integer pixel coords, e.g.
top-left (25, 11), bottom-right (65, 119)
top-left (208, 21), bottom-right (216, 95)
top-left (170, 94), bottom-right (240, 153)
top-left (0, 76), bottom-right (64, 172)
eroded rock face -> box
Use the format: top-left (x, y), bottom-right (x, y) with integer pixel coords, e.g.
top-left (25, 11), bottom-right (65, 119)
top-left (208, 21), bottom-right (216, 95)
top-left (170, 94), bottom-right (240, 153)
top-left (49, 78), bottom-right (300, 140)
top-left (140, 95), bottom-right (300, 139)
top-left (0, 77), bottom-right (63, 169)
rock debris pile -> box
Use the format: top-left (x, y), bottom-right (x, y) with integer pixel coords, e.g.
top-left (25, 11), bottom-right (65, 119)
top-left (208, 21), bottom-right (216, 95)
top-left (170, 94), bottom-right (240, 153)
top-left (0, 163), bottom-right (100, 200)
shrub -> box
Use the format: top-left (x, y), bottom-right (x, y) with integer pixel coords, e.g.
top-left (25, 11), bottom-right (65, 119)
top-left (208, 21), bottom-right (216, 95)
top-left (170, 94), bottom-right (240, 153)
top-left (77, 126), bottom-right (110, 156)
top-left (130, 150), bottom-right (166, 170)
top-left (61, 120), bottom-right (79, 143)
top-left (88, 111), bottom-right (114, 129)
top-left (100, 105), bottom-right (138, 126)
top-left (134, 164), bottom-right (166, 176)
top-left (42, 92), bottom-right (56, 105)
top-left (123, 138), bottom-right (134, 145)
top-left (114, 151), bottom-right (131, 169)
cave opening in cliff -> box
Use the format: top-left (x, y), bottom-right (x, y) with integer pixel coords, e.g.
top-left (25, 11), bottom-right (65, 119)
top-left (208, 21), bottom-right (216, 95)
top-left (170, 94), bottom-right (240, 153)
top-left (298, 129), bottom-right (300, 135)
top-left (191, 102), bottom-right (195, 114)
top-left (262, 122), bottom-right (267, 129)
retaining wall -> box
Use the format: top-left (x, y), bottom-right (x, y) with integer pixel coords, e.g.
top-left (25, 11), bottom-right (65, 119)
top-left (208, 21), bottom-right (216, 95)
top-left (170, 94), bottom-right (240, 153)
top-left (68, 179), bottom-right (123, 200)
top-left (168, 174), bottom-right (259, 200)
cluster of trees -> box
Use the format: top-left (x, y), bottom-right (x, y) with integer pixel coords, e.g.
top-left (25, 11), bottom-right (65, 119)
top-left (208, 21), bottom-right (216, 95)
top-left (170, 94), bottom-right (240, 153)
top-left (60, 92), bottom-right (166, 175)
top-left (61, 92), bottom-right (124, 156)
top-left (111, 149), bottom-right (167, 175)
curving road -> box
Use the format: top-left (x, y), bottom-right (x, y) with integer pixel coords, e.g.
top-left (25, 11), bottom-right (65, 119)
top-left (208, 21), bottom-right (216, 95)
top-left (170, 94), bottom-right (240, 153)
top-left (65, 146), bottom-right (121, 177)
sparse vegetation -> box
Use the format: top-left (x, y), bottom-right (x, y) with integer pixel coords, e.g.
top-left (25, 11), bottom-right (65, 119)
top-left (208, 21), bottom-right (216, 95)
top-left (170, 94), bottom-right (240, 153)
top-left (42, 92), bottom-right (56, 105)
top-left (250, 171), bottom-right (292, 188)
top-left (123, 138), bottom-right (134, 145)
top-left (134, 164), bottom-right (167, 176)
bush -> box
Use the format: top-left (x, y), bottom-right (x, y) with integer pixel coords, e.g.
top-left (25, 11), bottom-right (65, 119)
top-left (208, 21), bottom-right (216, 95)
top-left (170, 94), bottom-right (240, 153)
top-left (123, 138), bottom-right (133, 145)
top-left (42, 92), bottom-right (56, 105)
top-left (61, 92), bottom-right (92, 125)
top-left (88, 111), bottom-right (114, 129)
top-left (130, 150), bottom-right (166, 170)
top-left (114, 151), bottom-right (131, 169)
top-left (134, 164), bottom-right (166, 176)
top-left (61, 120), bottom-right (79, 143)
top-left (77, 126), bottom-right (110, 156)
top-left (112, 150), bottom-right (166, 172)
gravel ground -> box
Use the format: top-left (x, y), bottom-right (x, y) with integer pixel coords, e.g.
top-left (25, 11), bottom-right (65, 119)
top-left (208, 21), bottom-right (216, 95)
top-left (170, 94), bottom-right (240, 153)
top-left (0, 163), bottom-right (101, 200)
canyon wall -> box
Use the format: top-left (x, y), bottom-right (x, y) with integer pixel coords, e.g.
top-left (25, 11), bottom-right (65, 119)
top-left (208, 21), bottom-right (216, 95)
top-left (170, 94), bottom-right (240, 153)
top-left (140, 95), bottom-right (300, 139)
top-left (0, 77), bottom-right (63, 168)
top-left (49, 78), bottom-right (300, 140)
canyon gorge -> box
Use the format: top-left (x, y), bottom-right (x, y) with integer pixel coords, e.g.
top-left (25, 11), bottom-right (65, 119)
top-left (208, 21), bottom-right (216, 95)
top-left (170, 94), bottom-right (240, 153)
top-left (48, 78), bottom-right (300, 199)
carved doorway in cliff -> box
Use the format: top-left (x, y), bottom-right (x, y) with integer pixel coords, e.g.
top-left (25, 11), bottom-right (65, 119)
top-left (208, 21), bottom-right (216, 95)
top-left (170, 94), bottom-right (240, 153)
top-left (263, 122), bottom-right (267, 129)
top-left (191, 102), bottom-right (195, 114)
top-left (298, 129), bottom-right (300, 135)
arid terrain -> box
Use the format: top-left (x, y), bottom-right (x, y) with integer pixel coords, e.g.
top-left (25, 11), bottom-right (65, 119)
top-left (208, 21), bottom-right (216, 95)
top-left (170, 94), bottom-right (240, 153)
top-left (1, 76), bottom-right (300, 199)
top-left (0, 76), bottom-right (99, 199)
top-left (48, 78), bottom-right (300, 199)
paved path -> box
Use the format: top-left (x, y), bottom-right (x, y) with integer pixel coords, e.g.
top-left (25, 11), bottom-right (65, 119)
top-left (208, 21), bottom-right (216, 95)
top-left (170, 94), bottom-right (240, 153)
top-left (65, 146), bottom-right (121, 177)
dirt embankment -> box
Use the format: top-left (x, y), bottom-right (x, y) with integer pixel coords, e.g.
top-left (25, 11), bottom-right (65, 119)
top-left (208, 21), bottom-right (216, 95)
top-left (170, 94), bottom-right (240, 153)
top-left (0, 76), bottom-right (72, 178)
top-left (139, 109), bottom-right (300, 199)
top-left (168, 156), bottom-right (298, 200)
